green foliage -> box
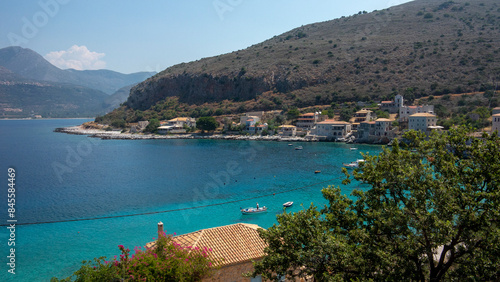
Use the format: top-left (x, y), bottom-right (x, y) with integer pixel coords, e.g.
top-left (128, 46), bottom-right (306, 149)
top-left (424, 12), bottom-right (434, 19)
top-left (144, 118), bottom-right (160, 133)
top-left (321, 109), bottom-right (334, 118)
top-left (53, 233), bottom-right (219, 281)
top-left (339, 108), bottom-right (354, 122)
top-left (197, 116), bottom-right (219, 132)
top-left (287, 107), bottom-right (300, 120)
top-left (374, 109), bottom-right (390, 119)
top-left (251, 127), bottom-right (500, 281)
top-left (111, 119), bottom-right (126, 129)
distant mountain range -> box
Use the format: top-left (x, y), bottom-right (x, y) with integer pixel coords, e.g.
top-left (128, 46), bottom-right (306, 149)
top-left (103, 0), bottom-right (499, 122)
top-left (0, 46), bottom-right (155, 118)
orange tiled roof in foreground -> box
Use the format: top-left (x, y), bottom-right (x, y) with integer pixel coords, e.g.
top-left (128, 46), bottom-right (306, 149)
top-left (149, 223), bottom-right (267, 267)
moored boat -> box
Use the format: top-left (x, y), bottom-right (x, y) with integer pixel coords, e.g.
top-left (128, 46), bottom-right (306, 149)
top-left (283, 201), bottom-right (293, 207)
top-left (241, 206), bottom-right (268, 215)
top-left (343, 159), bottom-right (365, 169)
top-left (295, 146), bottom-right (303, 150)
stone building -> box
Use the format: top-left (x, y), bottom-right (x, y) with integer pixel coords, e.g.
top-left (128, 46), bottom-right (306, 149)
top-left (492, 113), bottom-right (500, 136)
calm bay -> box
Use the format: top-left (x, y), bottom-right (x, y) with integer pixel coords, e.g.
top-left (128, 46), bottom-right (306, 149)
top-left (0, 119), bottom-right (382, 281)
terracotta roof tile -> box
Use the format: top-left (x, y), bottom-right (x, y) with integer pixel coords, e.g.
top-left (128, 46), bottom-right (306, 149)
top-left (150, 223), bottom-right (267, 267)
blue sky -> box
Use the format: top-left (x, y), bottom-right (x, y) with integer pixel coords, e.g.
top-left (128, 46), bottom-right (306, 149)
top-left (1, 0), bottom-right (412, 74)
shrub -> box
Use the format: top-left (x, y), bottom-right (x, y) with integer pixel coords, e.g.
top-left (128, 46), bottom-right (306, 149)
top-left (52, 232), bottom-right (219, 281)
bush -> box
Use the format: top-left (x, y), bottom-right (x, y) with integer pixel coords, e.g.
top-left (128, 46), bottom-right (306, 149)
top-left (111, 119), bottom-right (126, 129)
top-left (52, 232), bottom-right (219, 281)
top-left (144, 119), bottom-right (160, 133)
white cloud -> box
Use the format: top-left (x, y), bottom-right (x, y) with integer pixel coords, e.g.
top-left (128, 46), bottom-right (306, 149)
top-left (45, 45), bottom-right (106, 70)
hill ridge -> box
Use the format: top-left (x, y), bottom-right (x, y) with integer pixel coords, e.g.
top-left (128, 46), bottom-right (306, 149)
top-left (117, 0), bottom-right (499, 119)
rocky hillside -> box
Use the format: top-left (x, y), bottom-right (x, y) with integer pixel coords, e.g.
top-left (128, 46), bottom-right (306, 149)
top-left (104, 0), bottom-right (500, 123)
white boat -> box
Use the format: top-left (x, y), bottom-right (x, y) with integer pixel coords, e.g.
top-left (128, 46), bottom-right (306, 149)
top-left (343, 159), bottom-right (365, 169)
top-left (350, 147), bottom-right (358, 151)
top-left (288, 144), bottom-right (293, 146)
top-left (241, 206), bottom-right (268, 215)
top-left (283, 201), bottom-right (293, 207)
top-left (295, 146), bottom-right (303, 150)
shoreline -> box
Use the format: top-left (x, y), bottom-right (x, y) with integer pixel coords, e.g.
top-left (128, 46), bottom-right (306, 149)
top-left (54, 125), bottom-right (317, 142)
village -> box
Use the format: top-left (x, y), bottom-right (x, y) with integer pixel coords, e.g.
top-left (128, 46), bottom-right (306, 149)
top-left (109, 94), bottom-right (500, 143)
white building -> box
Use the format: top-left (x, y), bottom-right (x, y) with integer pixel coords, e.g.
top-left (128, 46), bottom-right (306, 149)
top-left (399, 105), bottom-right (435, 122)
top-left (241, 116), bottom-right (260, 127)
top-left (157, 117), bottom-right (196, 134)
top-left (167, 117), bottom-right (196, 128)
top-left (408, 113), bottom-right (442, 134)
top-left (492, 113), bottom-right (500, 136)
top-left (374, 118), bottom-right (395, 137)
top-left (352, 109), bottom-right (373, 123)
top-left (296, 112), bottom-right (323, 130)
top-left (313, 120), bottom-right (352, 140)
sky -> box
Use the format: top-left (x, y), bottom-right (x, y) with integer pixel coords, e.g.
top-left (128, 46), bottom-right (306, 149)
top-left (1, 0), bottom-right (413, 74)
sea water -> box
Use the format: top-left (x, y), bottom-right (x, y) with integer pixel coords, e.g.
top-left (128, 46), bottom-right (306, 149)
top-left (0, 119), bottom-right (382, 281)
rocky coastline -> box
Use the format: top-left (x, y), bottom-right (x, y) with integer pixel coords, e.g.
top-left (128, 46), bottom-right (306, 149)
top-left (54, 125), bottom-right (316, 142)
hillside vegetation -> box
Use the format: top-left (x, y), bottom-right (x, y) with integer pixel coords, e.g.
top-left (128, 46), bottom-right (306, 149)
top-left (101, 0), bottom-right (500, 124)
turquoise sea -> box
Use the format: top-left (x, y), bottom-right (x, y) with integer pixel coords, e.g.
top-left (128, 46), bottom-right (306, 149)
top-left (0, 119), bottom-right (383, 281)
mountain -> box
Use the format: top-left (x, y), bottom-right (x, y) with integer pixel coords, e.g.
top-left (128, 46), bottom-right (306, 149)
top-left (107, 0), bottom-right (499, 122)
top-left (0, 46), bottom-right (154, 94)
top-left (0, 65), bottom-right (109, 118)
top-left (103, 84), bottom-right (136, 111)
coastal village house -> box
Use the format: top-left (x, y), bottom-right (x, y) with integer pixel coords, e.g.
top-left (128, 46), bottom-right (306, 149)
top-left (240, 112), bottom-right (264, 125)
top-left (408, 113), bottom-right (442, 134)
top-left (399, 105), bottom-right (435, 122)
top-left (493, 107), bottom-right (500, 115)
top-left (379, 94), bottom-right (434, 122)
top-left (278, 125), bottom-right (297, 137)
top-left (374, 118), bottom-right (395, 137)
top-left (247, 123), bottom-right (269, 135)
top-left (352, 109), bottom-right (373, 123)
top-left (130, 120), bottom-right (150, 133)
top-left (312, 119), bottom-right (352, 141)
top-left (357, 121), bottom-right (376, 141)
top-left (492, 113), bottom-right (500, 136)
top-left (296, 112), bottom-right (326, 131)
top-left (380, 94), bottom-right (404, 114)
top-left (148, 223), bottom-right (267, 282)
top-left (157, 117), bottom-right (196, 134)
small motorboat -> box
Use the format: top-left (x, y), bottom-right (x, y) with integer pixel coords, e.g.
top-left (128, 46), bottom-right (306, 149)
top-left (314, 170), bottom-right (321, 174)
top-left (350, 147), bottom-right (358, 151)
top-left (288, 144), bottom-right (293, 146)
top-left (283, 201), bottom-right (293, 207)
top-left (241, 206), bottom-right (268, 215)
top-left (343, 159), bottom-right (365, 169)
top-left (295, 146), bottom-right (303, 150)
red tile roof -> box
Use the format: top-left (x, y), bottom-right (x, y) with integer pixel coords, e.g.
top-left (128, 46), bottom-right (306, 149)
top-left (149, 223), bottom-right (267, 267)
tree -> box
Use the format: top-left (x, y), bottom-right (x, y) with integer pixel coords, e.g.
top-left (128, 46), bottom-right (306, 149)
top-left (287, 107), bottom-right (300, 120)
top-left (197, 116), bottom-right (219, 132)
top-left (250, 127), bottom-right (500, 281)
top-left (144, 118), bottom-right (160, 133)
top-left (339, 108), bottom-right (354, 122)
